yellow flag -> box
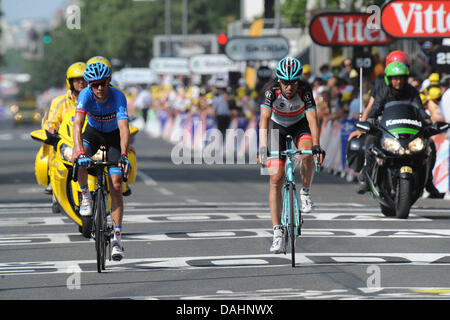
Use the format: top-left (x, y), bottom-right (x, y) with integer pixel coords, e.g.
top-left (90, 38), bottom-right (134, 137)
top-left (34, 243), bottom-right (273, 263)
top-left (246, 19), bottom-right (264, 90)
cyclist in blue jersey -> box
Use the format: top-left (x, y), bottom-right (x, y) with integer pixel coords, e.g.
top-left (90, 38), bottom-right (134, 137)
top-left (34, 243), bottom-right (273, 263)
top-left (73, 62), bottom-right (131, 261)
top-left (258, 57), bottom-right (325, 253)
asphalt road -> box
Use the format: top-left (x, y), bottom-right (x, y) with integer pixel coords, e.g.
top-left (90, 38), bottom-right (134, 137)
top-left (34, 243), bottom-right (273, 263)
top-left (2, 118), bottom-right (450, 305)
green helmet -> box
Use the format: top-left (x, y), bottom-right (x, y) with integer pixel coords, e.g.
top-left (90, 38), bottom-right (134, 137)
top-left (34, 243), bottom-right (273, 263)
top-left (384, 61), bottom-right (409, 86)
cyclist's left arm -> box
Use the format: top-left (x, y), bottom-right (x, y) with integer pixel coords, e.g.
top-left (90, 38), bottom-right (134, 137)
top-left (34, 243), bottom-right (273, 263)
top-left (305, 108), bottom-right (320, 146)
top-left (301, 84), bottom-right (320, 147)
top-left (118, 119), bottom-right (130, 156)
top-left (116, 91), bottom-right (130, 156)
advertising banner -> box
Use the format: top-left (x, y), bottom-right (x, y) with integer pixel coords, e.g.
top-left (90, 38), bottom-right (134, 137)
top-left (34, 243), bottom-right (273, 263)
top-left (381, 0), bottom-right (450, 38)
top-left (309, 13), bottom-right (393, 46)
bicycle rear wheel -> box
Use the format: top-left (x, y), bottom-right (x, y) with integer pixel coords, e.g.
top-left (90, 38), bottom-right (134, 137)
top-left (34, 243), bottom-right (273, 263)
top-left (95, 189), bottom-right (106, 273)
top-left (288, 182), bottom-right (296, 267)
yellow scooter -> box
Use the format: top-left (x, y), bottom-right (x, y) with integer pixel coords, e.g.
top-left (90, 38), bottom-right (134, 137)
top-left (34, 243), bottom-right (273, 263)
top-left (31, 109), bottom-right (138, 237)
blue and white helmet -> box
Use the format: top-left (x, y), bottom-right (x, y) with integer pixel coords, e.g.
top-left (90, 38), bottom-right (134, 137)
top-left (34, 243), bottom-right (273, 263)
top-left (276, 57), bottom-right (303, 81)
top-left (83, 62), bottom-right (111, 83)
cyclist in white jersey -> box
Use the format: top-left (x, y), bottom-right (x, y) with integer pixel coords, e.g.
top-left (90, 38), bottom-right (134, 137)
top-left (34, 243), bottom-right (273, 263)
top-left (258, 57), bottom-right (325, 253)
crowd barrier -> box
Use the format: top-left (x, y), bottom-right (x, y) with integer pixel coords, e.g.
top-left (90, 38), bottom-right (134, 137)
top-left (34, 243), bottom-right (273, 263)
top-left (136, 109), bottom-right (450, 195)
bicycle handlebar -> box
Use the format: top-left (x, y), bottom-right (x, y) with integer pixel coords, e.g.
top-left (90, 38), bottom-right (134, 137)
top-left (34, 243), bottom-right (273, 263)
top-left (72, 159), bottom-right (128, 183)
top-left (279, 149), bottom-right (322, 173)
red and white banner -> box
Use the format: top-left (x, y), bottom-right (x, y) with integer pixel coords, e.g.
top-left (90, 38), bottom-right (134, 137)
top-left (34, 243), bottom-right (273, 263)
top-left (381, 0), bottom-right (450, 38)
top-left (310, 13), bottom-right (393, 46)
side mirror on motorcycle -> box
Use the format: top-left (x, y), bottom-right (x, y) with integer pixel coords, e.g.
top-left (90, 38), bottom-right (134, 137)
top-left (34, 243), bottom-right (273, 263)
top-left (424, 121), bottom-right (450, 138)
top-left (44, 130), bottom-right (61, 149)
top-left (436, 121), bottom-right (450, 132)
top-left (355, 121), bottom-right (372, 133)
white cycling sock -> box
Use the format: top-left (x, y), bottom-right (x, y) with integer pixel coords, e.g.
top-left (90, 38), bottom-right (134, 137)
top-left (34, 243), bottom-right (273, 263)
top-left (80, 185), bottom-right (91, 200)
top-left (114, 225), bottom-right (122, 244)
top-left (301, 187), bottom-right (310, 195)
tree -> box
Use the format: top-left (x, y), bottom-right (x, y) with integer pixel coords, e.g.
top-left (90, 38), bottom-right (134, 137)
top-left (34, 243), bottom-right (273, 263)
top-left (24, 0), bottom-right (240, 91)
top-left (0, 0), bottom-right (3, 66)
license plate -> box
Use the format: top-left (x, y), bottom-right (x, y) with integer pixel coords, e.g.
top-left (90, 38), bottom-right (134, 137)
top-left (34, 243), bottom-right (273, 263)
top-left (400, 166), bottom-right (413, 174)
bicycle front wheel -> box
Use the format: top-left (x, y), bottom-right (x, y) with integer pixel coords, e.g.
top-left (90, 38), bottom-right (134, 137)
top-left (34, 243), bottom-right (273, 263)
top-left (95, 189), bottom-right (106, 273)
top-left (288, 182), bottom-right (296, 267)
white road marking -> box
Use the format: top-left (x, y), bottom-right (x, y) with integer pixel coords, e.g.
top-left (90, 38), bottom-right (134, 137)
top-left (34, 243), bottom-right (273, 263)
top-left (136, 170), bottom-right (176, 196)
top-left (2, 228), bottom-right (450, 246)
top-left (2, 253), bottom-right (450, 276)
top-left (136, 170), bottom-right (158, 186)
top-left (158, 187), bottom-right (174, 196)
top-left (0, 209), bottom-right (433, 226)
top-left (17, 187), bottom-right (45, 194)
top-left (130, 287), bottom-right (450, 300)
top-left (0, 133), bottom-right (13, 140)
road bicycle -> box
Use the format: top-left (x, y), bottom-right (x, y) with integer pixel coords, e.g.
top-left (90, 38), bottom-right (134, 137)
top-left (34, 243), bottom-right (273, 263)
top-left (264, 135), bottom-right (322, 267)
top-left (73, 146), bottom-right (128, 273)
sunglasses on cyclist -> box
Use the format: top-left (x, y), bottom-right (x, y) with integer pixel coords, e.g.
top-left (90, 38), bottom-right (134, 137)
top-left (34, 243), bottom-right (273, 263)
top-left (280, 79), bottom-right (298, 86)
top-left (89, 79), bottom-right (109, 88)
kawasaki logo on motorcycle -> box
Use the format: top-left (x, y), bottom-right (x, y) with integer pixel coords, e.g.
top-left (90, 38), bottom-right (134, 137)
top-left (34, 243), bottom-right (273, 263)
top-left (385, 119), bottom-right (422, 127)
top-left (386, 119), bottom-right (421, 135)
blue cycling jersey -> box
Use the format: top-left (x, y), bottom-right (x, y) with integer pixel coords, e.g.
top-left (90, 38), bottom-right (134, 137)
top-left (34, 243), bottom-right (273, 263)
top-left (76, 86), bottom-right (128, 132)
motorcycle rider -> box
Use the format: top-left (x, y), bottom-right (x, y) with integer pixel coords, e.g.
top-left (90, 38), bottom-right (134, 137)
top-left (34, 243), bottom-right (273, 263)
top-left (348, 50), bottom-right (410, 142)
top-left (357, 61), bottom-right (432, 194)
top-left (347, 51), bottom-right (439, 196)
top-left (41, 62), bottom-right (87, 193)
top-left (44, 62), bottom-right (87, 134)
top-left (73, 62), bottom-right (131, 261)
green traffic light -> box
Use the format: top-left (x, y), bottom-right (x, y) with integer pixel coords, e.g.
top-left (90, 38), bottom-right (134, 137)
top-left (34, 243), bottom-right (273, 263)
top-left (43, 35), bottom-right (52, 44)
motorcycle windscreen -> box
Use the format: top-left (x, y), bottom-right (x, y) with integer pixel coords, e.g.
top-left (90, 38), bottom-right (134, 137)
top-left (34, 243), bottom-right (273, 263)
top-left (379, 101), bottom-right (424, 136)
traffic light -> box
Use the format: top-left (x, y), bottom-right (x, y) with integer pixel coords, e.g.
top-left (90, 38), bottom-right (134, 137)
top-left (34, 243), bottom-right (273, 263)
top-left (43, 31), bottom-right (52, 44)
top-left (217, 33), bottom-right (228, 53)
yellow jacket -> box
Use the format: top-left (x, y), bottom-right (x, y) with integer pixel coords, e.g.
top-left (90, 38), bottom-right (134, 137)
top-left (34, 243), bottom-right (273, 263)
top-left (43, 90), bottom-right (77, 132)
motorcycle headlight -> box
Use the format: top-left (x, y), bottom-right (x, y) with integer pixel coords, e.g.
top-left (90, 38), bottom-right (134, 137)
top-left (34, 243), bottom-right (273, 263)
top-left (383, 137), bottom-right (405, 155)
top-left (408, 137), bottom-right (425, 153)
top-left (60, 144), bottom-right (73, 162)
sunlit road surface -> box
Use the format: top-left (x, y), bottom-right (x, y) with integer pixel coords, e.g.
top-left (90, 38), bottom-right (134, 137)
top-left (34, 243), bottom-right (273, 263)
top-left (2, 119), bottom-right (450, 301)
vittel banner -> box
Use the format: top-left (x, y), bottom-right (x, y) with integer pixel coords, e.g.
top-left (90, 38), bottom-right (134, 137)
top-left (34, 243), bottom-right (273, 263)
top-left (309, 13), bottom-right (393, 46)
top-left (381, 0), bottom-right (450, 38)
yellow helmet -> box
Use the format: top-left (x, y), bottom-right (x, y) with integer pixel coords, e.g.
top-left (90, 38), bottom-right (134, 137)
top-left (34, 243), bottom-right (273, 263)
top-left (66, 62), bottom-right (86, 89)
top-left (86, 56), bottom-right (112, 69)
top-left (420, 93), bottom-right (428, 104)
top-left (303, 64), bottom-right (311, 74)
top-left (428, 87), bottom-right (442, 100)
top-left (341, 91), bottom-right (353, 102)
top-left (429, 73), bottom-right (440, 85)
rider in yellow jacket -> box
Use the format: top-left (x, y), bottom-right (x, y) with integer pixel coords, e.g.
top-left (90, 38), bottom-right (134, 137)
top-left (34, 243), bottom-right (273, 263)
top-left (43, 62), bottom-right (87, 133)
top-left (41, 62), bottom-right (87, 193)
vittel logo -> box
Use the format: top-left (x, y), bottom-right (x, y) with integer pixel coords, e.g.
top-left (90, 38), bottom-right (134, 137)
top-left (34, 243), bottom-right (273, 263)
top-left (310, 13), bottom-right (393, 46)
top-left (381, 1), bottom-right (450, 37)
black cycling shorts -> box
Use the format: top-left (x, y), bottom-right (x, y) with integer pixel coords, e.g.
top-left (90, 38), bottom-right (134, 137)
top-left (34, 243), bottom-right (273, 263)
top-left (82, 124), bottom-right (121, 170)
top-left (267, 117), bottom-right (312, 162)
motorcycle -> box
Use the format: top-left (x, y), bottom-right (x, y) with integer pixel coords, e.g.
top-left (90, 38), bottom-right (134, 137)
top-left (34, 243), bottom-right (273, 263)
top-left (353, 101), bottom-right (449, 219)
top-left (31, 109), bottom-right (138, 237)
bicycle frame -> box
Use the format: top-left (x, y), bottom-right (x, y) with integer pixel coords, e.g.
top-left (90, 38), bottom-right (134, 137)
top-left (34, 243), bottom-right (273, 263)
top-left (73, 145), bottom-right (126, 272)
top-left (277, 135), bottom-right (318, 267)
top-left (92, 160), bottom-right (113, 272)
top-left (281, 138), bottom-right (304, 237)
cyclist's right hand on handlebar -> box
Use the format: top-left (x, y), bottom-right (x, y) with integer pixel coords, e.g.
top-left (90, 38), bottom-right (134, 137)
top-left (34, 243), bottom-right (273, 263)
top-left (76, 153), bottom-right (91, 167)
top-left (258, 146), bottom-right (268, 166)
